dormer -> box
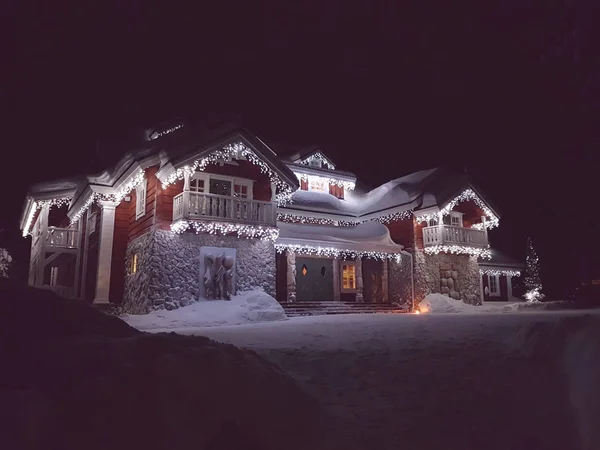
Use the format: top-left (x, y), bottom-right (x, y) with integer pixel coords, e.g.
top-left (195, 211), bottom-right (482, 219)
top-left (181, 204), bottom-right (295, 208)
top-left (283, 146), bottom-right (357, 200)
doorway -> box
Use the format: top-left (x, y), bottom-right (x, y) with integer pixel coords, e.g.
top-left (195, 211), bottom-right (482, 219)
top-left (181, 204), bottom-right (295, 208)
top-left (295, 257), bottom-right (334, 301)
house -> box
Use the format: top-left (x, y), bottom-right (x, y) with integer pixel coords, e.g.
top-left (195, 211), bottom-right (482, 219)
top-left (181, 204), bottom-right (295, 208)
top-left (19, 119), bottom-right (521, 313)
top-left (478, 249), bottom-right (524, 302)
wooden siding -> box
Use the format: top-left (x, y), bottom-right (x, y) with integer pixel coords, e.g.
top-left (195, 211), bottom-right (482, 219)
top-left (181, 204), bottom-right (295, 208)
top-left (453, 201), bottom-right (486, 228)
top-left (385, 217), bottom-right (415, 250)
top-left (128, 165), bottom-right (159, 241)
top-left (155, 179), bottom-right (183, 230)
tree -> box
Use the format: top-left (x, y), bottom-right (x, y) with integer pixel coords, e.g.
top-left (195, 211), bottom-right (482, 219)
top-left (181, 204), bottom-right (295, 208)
top-left (524, 237), bottom-right (544, 302)
top-left (0, 247), bottom-right (12, 278)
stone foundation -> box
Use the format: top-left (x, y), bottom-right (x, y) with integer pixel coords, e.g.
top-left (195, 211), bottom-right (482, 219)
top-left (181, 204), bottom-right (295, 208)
top-left (413, 251), bottom-right (481, 306)
top-left (123, 230), bottom-right (276, 314)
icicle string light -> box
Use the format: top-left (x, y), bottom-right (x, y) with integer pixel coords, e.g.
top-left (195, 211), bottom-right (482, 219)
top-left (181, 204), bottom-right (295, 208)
top-left (298, 152), bottom-right (335, 170)
top-left (374, 210), bottom-right (412, 224)
top-left (171, 219), bottom-right (280, 241)
top-left (69, 170), bottom-right (145, 224)
top-left (161, 142), bottom-right (295, 205)
top-left (424, 245), bottom-right (492, 259)
top-left (277, 213), bottom-right (357, 227)
top-left (149, 123), bottom-right (184, 140)
top-left (22, 197), bottom-right (73, 237)
top-left (479, 269), bottom-right (521, 277)
top-left (293, 172), bottom-right (356, 190)
top-left (275, 243), bottom-right (402, 262)
top-left (415, 188), bottom-right (499, 229)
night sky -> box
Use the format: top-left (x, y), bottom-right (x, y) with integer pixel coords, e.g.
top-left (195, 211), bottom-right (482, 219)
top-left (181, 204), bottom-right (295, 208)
top-left (4, 1), bottom-right (599, 297)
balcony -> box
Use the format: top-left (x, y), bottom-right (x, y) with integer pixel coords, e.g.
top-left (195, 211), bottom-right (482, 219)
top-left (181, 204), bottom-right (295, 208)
top-left (423, 225), bottom-right (488, 248)
top-left (45, 227), bottom-right (79, 249)
top-left (173, 192), bottom-right (277, 226)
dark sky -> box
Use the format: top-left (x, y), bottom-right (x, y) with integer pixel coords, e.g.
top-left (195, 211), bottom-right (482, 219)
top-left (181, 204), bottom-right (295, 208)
top-left (4, 1), bottom-right (599, 296)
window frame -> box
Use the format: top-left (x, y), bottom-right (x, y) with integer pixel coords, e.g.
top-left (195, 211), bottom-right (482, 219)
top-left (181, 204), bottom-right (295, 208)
top-left (449, 211), bottom-right (464, 227)
top-left (341, 261), bottom-right (357, 292)
top-left (135, 178), bottom-right (147, 220)
top-left (191, 173), bottom-right (254, 200)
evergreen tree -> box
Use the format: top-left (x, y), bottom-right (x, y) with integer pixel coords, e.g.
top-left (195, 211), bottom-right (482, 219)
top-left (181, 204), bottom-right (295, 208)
top-left (524, 237), bottom-right (544, 302)
top-left (0, 247), bottom-right (11, 278)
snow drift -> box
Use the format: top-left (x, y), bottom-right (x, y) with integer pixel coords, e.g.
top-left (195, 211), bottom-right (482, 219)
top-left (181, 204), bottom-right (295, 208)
top-left (418, 293), bottom-right (482, 313)
top-left (123, 289), bottom-right (287, 330)
top-left (0, 280), bottom-right (326, 450)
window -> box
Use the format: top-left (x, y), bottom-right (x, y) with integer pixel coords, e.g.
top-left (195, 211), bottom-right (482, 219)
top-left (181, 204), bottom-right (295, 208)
top-left (308, 177), bottom-right (327, 192)
top-left (428, 218), bottom-right (438, 226)
top-left (135, 178), bottom-right (147, 220)
top-left (131, 254), bottom-right (138, 274)
top-left (450, 211), bottom-right (463, 227)
top-left (329, 184), bottom-right (344, 199)
top-left (190, 178), bottom-right (205, 192)
top-left (234, 183), bottom-right (248, 198)
top-left (50, 266), bottom-right (59, 286)
top-left (309, 159), bottom-right (322, 168)
top-left (190, 174), bottom-right (253, 199)
top-left (342, 263), bottom-right (356, 290)
top-left (488, 275), bottom-right (499, 296)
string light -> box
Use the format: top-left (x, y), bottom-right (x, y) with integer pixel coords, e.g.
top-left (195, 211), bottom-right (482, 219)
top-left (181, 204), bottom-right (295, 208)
top-left (161, 142), bottom-right (295, 205)
top-left (274, 243), bottom-right (402, 262)
top-left (149, 123), bottom-right (184, 140)
top-left (22, 197), bottom-right (73, 237)
top-left (479, 269), bottom-right (521, 277)
top-left (293, 172), bottom-right (356, 190)
top-left (277, 213), bottom-right (357, 227)
top-left (374, 210), bottom-right (412, 224)
top-left (298, 152), bottom-right (335, 170)
top-left (424, 245), bottom-right (492, 259)
top-left (70, 170), bottom-right (146, 224)
top-left (415, 188), bottom-right (500, 229)
top-left (171, 219), bottom-right (280, 241)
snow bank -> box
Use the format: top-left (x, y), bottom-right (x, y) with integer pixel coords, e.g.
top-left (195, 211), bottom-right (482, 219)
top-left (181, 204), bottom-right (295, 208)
top-left (123, 289), bottom-right (287, 330)
top-left (419, 293), bottom-right (482, 313)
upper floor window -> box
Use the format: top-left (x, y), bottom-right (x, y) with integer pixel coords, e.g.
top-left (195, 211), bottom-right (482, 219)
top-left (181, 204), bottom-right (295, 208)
top-left (135, 178), bottom-right (147, 220)
top-left (442, 211), bottom-right (463, 227)
top-left (190, 178), bottom-right (205, 192)
top-left (191, 173), bottom-right (254, 200)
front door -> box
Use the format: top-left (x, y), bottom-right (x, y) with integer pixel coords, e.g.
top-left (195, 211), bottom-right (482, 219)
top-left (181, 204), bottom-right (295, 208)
top-left (209, 178), bottom-right (232, 196)
top-left (295, 257), bottom-right (334, 301)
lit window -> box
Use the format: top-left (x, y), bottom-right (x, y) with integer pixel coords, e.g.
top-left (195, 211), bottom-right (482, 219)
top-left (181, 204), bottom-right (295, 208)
top-left (132, 254), bottom-right (138, 274)
top-left (342, 263), bottom-right (356, 290)
top-left (489, 275), bottom-right (498, 294)
top-left (308, 177), bottom-right (326, 192)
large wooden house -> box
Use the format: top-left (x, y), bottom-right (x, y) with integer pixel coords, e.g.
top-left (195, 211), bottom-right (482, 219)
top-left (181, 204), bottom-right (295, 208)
top-left (19, 120), bottom-right (522, 313)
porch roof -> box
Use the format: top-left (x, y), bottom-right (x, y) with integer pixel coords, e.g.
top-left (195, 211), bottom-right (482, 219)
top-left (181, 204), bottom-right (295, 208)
top-left (478, 248), bottom-right (524, 269)
top-left (276, 221), bottom-right (404, 254)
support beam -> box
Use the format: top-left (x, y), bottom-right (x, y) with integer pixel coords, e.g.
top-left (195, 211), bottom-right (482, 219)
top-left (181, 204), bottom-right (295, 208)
top-left (506, 274), bottom-right (513, 301)
top-left (94, 200), bottom-right (118, 304)
top-left (479, 271), bottom-right (484, 304)
top-left (382, 259), bottom-right (389, 303)
top-left (355, 257), bottom-right (364, 303)
top-left (332, 258), bottom-right (340, 301)
top-left (286, 250), bottom-right (296, 302)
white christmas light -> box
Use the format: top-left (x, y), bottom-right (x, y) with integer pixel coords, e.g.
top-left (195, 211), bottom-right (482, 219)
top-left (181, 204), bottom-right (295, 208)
top-left (70, 170), bottom-right (145, 224)
top-left (374, 210), bottom-right (412, 224)
top-left (161, 142), bottom-right (295, 205)
top-left (299, 152), bottom-right (335, 170)
top-left (277, 213), bottom-right (357, 227)
top-left (149, 123), bottom-right (184, 140)
top-left (294, 172), bottom-right (356, 190)
top-left (415, 188), bottom-right (499, 229)
top-left (274, 243), bottom-right (402, 262)
top-left (22, 197), bottom-right (73, 237)
top-left (171, 219), bottom-right (280, 241)
top-left (479, 268), bottom-right (521, 277)
top-left (424, 245), bottom-right (492, 259)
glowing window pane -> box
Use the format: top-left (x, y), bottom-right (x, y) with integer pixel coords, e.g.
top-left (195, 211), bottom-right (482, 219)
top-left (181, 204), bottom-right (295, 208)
top-left (342, 264), bottom-right (356, 289)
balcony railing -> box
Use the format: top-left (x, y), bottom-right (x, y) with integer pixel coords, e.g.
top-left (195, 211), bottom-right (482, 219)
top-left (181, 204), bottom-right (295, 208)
top-left (423, 225), bottom-right (487, 248)
top-left (173, 192), bottom-right (277, 226)
top-left (45, 227), bottom-right (79, 249)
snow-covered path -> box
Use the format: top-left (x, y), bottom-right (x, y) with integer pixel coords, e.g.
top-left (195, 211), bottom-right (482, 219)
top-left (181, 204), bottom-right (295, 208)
top-left (149, 311), bottom-right (600, 450)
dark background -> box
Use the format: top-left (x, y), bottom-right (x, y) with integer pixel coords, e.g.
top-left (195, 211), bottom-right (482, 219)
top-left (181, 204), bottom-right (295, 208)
top-left (3, 1), bottom-right (599, 298)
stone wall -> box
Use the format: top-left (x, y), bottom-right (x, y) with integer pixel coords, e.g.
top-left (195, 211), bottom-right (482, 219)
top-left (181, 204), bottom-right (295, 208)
top-left (388, 252), bottom-right (413, 309)
top-left (123, 230), bottom-right (276, 314)
top-left (413, 250), bottom-right (481, 306)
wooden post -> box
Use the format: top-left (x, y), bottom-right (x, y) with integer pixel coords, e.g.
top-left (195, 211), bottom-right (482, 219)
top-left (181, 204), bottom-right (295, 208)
top-left (286, 250), bottom-right (296, 302)
top-left (437, 211), bottom-right (444, 245)
top-left (481, 215), bottom-right (488, 246)
top-left (182, 171), bottom-right (191, 219)
top-left (73, 218), bottom-right (83, 299)
top-left (94, 200), bottom-right (118, 304)
top-left (479, 271), bottom-right (484, 304)
top-left (332, 258), bottom-right (340, 301)
top-left (36, 204), bottom-right (50, 286)
top-left (506, 274), bottom-right (513, 301)
top-left (382, 259), bottom-right (389, 303)
top-left (80, 207), bottom-right (91, 301)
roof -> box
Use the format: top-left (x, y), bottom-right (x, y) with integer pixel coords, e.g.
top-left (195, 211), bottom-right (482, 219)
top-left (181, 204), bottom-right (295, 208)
top-left (478, 248), bottom-right (524, 269)
top-left (276, 221), bottom-right (404, 254)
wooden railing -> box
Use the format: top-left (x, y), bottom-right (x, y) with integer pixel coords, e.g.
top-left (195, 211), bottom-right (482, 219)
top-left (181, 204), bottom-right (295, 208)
top-left (423, 225), bottom-right (487, 248)
top-left (173, 192), bottom-right (276, 226)
top-left (45, 227), bottom-right (79, 248)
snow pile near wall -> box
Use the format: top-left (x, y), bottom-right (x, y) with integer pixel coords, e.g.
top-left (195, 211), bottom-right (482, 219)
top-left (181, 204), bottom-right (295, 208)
top-left (419, 293), bottom-right (482, 313)
top-left (123, 289), bottom-right (287, 331)
top-left (0, 280), bottom-right (327, 450)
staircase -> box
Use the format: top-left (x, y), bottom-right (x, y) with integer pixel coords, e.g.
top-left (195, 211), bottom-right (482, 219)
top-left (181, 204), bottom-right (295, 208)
top-left (281, 301), bottom-right (408, 317)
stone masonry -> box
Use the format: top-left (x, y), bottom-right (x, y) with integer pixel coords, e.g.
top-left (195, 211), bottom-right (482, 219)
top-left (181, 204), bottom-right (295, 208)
top-left (123, 230), bottom-right (276, 314)
top-left (413, 250), bottom-right (481, 306)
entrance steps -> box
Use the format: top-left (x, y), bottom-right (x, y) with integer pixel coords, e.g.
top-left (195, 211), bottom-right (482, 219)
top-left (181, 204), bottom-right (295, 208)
top-left (281, 301), bottom-right (407, 317)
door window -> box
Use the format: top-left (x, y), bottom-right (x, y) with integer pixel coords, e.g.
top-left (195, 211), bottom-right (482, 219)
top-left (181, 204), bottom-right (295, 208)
top-left (209, 179), bottom-right (232, 196)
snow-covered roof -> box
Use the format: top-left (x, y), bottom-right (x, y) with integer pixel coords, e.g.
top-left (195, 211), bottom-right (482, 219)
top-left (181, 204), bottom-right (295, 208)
top-left (276, 221), bottom-right (403, 254)
top-left (478, 248), bottom-right (524, 269)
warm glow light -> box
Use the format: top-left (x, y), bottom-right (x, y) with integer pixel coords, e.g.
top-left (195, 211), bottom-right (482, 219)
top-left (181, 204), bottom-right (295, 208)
top-left (293, 172), bottom-right (356, 190)
top-left (414, 310), bottom-right (421, 315)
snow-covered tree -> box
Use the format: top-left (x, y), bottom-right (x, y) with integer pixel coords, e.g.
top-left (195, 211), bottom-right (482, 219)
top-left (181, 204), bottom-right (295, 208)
top-left (524, 237), bottom-right (544, 302)
top-left (0, 247), bottom-right (12, 278)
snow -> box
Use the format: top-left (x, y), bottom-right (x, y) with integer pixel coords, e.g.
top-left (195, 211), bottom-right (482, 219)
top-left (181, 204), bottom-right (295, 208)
top-left (419, 293), bottom-right (482, 313)
top-left (156, 310), bottom-right (600, 450)
top-left (122, 289), bottom-right (287, 330)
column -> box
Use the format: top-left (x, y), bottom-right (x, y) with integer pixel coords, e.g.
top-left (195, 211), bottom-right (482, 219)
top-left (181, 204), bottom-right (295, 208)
top-left (479, 271), bottom-right (484, 304)
top-left (506, 274), bottom-right (513, 301)
top-left (332, 258), bottom-right (340, 301)
top-left (481, 215), bottom-right (488, 245)
top-left (94, 200), bottom-right (118, 304)
top-left (270, 181), bottom-right (277, 202)
top-left (286, 250), bottom-right (296, 302)
top-left (355, 257), bottom-right (364, 302)
top-left (382, 259), bottom-right (389, 303)
top-left (182, 171), bottom-right (191, 218)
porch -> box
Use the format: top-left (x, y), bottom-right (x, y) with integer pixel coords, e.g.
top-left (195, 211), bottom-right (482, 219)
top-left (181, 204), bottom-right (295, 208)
top-left (173, 192), bottom-right (277, 226)
top-left (423, 225), bottom-right (488, 248)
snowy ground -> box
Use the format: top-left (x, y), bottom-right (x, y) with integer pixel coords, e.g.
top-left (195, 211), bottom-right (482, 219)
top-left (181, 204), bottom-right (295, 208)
top-left (143, 309), bottom-right (600, 450)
